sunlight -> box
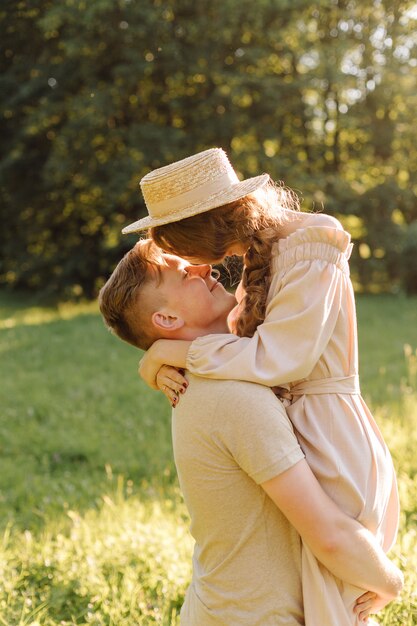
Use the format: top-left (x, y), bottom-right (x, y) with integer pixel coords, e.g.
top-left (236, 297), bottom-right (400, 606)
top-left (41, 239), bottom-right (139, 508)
top-left (0, 301), bottom-right (99, 329)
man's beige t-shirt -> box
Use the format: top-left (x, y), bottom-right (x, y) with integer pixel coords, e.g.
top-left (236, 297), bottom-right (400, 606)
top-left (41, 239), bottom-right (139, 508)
top-left (172, 375), bottom-right (305, 626)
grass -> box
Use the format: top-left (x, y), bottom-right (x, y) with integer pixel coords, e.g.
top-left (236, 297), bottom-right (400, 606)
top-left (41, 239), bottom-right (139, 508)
top-left (0, 291), bottom-right (416, 625)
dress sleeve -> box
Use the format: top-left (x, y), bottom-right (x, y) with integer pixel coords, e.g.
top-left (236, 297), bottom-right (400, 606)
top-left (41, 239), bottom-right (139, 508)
top-left (186, 255), bottom-right (347, 387)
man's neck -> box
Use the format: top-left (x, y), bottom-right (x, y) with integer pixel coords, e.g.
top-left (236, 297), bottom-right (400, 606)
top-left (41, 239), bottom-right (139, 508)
top-left (179, 319), bottom-right (230, 341)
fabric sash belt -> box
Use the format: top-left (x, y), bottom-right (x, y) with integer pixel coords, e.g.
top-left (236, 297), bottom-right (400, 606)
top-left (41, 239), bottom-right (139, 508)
top-left (290, 374), bottom-right (360, 396)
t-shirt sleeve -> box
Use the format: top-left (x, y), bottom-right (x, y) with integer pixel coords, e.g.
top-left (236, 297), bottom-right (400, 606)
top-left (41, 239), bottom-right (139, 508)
top-left (186, 256), bottom-right (345, 387)
top-left (212, 382), bottom-right (304, 484)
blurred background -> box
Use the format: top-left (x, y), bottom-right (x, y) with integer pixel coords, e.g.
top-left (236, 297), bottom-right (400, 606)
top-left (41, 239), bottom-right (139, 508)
top-left (1, 0), bottom-right (417, 299)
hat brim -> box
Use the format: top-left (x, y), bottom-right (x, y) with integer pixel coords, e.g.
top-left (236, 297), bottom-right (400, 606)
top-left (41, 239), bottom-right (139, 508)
top-left (122, 173), bottom-right (270, 234)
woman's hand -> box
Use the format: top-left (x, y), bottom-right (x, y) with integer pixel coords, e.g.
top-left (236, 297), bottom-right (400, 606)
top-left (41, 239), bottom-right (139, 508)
top-left (139, 341), bottom-right (166, 389)
top-left (138, 339), bottom-right (191, 389)
top-left (156, 365), bottom-right (188, 407)
top-left (354, 590), bottom-right (393, 622)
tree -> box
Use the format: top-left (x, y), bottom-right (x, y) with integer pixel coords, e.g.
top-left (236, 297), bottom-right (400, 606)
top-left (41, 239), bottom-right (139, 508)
top-left (1, 0), bottom-right (416, 296)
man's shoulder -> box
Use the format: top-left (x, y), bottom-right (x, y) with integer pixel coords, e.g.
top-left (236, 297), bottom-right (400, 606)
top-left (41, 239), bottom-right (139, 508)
top-left (174, 375), bottom-right (301, 481)
top-left (186, 374), bottom-right (277, 402)
top-left (178, 374), bottom-right (286, 423)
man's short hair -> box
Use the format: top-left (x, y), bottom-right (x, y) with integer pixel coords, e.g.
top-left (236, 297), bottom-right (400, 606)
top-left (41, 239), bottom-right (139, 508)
top-left (98, 239), bottom-right (164, 350)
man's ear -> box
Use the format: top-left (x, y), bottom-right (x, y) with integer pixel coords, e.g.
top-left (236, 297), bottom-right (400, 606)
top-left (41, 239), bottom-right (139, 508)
top-left (151, 311), bottom-right (185, 332)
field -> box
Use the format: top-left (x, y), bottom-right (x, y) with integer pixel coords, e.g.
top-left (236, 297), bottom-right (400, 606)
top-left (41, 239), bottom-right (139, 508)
top-left (0, 292), bottom-right (416, 625)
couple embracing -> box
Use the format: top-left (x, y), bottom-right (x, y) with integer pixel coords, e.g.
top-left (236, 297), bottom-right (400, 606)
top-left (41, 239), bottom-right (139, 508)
top-left (99, 148), bottom-right (402, 625)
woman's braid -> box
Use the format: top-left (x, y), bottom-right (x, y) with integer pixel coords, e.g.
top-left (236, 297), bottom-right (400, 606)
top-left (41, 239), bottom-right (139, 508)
top-left (236, 228), bottom-right (277, 338)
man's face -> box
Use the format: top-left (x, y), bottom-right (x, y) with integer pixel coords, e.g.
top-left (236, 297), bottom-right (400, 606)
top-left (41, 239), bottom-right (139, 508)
top-left (150, 253), bottom-right (236, 338)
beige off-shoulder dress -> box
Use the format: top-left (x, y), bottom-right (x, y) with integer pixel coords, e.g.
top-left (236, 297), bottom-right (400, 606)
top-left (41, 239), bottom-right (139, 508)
top-left (186, 224), bottom-right (399, 626)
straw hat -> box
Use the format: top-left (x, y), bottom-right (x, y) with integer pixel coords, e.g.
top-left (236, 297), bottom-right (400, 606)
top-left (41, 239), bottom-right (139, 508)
top-left (122, 148), bottom-right (270, 234)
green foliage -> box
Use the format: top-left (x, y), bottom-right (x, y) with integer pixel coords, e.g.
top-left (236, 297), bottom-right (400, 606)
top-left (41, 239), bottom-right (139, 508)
top-left (0, 496), bottom-right (192, 625)
top-left (1, 0), bottom-right (417, 296)
top-left (401, 221), bottom-right (417, 295)
top-left (0, 292), bottom-right (416, 624)
top-left (0, 297), bottom-right (176, 529)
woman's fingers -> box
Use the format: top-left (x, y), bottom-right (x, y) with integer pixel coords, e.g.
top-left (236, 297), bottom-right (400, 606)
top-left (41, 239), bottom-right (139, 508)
top-left (156, 375), bottom-right (178, 406)
top-left (157, 366), bottom-right (188, 392)
top-left (156, 366), bottom-right (188, 407)
top-left (162, 386), bottom-right (179, 407)
top-left (355, 592), bottom-right (376, 606)
top-left (357, 601), bottom-right (373, 621)
top-left (354, 591), bottom-right (377, 622)
top-left (171, 366), bottom-right (188, 387)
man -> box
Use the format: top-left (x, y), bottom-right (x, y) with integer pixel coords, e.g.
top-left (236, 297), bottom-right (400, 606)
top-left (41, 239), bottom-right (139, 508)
top-left (99, 239), bottom-right (402, 625)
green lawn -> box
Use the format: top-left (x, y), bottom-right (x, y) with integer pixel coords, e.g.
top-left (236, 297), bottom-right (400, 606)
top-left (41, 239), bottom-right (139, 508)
top-left (0, 292), bottom-right (416, 625)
